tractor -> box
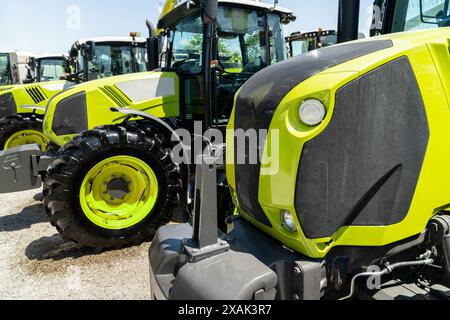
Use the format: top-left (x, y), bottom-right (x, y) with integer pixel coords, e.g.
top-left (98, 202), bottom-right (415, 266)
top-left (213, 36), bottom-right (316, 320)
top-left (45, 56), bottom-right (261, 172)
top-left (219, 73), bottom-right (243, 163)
top-left (0, 36), bottom-right (148, 151)
top-left (23, 54), bottom-right (68, 84)
top-left (286, 29), bottom-right (337, 58)
top-left (149, 0), bottom-right (450, 300)
top-left (0, 0), bottom-right (295, 249)
top-left (0, 51), bottom-right (35, 86)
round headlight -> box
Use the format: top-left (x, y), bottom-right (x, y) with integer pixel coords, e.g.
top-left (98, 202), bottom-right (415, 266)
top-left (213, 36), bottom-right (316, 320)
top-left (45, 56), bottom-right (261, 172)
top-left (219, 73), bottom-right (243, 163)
top-left (281, 211), bottom-right (297, 233)
top-left (299, 99), bottom-right (326, 126)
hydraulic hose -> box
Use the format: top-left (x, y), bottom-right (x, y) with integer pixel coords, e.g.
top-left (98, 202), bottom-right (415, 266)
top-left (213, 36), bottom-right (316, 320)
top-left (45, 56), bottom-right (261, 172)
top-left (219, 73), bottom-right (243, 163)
top-left (339, 256), bottom-right (435, 300)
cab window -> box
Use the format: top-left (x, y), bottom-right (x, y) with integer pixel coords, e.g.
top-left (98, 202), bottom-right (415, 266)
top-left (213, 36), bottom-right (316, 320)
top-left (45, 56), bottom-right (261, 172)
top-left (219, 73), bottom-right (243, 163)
top-left (88, 45), bottom-right (135, 80)
top-left (38, 59), bottom-right (65, 82)
top-left (135, 46), bottom-right (148, 72)
top-left (391, 0), bottom-right (449, 32)
top-left (169, 14), bottom-right (204, 74)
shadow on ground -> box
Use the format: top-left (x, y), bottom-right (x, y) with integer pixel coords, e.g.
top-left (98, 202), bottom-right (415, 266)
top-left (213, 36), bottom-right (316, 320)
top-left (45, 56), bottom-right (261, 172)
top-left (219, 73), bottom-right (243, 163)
top-left (0, 204), bottom-right (47, 233)
top-left (25, 234), bottom-right (103, 262)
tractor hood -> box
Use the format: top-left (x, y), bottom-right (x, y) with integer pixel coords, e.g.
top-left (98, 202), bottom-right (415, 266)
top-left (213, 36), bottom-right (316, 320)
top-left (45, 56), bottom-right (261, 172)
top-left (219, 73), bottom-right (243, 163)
top-left (0, 80), bottom-right (72, 118)
top-left (229, 28), bottom-right (450, 258)
top-left (43, 71), bottom-right (180, 146)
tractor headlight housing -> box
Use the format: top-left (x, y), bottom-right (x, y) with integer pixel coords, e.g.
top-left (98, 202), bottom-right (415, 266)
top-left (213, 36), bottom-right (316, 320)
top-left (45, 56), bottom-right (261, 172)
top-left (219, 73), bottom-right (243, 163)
top-left (281, 211), bottom-right (297, 233)
top-left (299, 99), bottom-right (326, 126)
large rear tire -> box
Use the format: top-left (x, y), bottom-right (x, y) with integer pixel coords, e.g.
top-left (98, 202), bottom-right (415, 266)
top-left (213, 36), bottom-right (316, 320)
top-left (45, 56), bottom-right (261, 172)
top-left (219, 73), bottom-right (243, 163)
top-left (0, 114), bottom-right (47, 151)
top-left (44, 122), bottom-right (183, 249)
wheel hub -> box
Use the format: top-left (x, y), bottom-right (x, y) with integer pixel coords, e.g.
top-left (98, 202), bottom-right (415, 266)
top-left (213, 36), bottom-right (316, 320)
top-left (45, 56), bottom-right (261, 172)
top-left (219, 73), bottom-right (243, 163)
top-left (106, 177), bottom-right (130, 201)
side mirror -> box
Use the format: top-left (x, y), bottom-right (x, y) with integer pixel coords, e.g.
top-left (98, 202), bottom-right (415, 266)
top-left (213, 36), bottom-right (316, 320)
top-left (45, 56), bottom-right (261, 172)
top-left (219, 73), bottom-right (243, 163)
top-left (420, 0), bottom-right (450, 25)
top-left (26, 57), bottom-right (37, 71)
top-left (83, 41), bottom-right (96, 61)
top-left (201, 0), bottom-right (218, 24)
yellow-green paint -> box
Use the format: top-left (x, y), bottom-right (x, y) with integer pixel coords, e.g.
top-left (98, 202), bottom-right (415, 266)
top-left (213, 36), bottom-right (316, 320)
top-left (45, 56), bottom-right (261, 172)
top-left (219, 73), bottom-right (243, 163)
top-left (43, 71), bottom-right (180, 146)
top-left (0, 80), bottom-right (69, 116)
top-left (4, 129), bottom-right (48, 151)
top-left (79, 155), bottom-right (159, 230)
top-left (228, 28), bottom-right (450, 258)
top-left (157, 0), bottom-right (178, 34)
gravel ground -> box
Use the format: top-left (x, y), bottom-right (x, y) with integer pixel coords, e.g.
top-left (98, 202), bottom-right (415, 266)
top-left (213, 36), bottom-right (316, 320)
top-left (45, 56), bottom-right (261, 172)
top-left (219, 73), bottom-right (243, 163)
top-left (0, 189), bottom-right (152, 300)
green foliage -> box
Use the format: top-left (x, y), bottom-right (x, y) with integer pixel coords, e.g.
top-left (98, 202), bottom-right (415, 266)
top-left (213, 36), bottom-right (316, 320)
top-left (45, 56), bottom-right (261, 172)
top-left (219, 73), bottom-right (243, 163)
top-left (244, 34), bottom-right (262, 62)
top-left (0, 55), bottom-right (8, 74)
top-left (186, 34), bottom-right (203, 51)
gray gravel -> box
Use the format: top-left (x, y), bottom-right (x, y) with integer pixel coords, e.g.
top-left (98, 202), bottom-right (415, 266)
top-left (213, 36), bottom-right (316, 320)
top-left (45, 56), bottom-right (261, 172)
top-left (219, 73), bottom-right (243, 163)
top-left (0, 189), bottom-right (152, 300)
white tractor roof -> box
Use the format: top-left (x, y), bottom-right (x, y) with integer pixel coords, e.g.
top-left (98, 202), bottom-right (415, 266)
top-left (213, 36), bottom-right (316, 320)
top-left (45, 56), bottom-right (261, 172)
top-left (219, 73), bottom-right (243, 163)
top-left (33, 53), bottom-right (66, 59)
top-left (78, 36), bottom-right (147, 45)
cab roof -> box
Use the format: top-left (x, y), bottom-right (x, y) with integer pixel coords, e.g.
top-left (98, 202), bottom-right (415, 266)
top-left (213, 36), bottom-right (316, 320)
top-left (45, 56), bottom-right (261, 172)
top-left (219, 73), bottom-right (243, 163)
top-left (77, 36), bottom-right (147, 44)
top-left (159, 0), bottom-right (293, 30)
top-left (219, 0), bottom-right (292, 15)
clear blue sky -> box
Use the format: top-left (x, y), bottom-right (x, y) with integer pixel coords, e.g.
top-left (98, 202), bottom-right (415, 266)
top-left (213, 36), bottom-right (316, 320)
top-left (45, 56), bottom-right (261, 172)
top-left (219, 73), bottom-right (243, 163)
top-left (0, 0), bottom-right (374, 53)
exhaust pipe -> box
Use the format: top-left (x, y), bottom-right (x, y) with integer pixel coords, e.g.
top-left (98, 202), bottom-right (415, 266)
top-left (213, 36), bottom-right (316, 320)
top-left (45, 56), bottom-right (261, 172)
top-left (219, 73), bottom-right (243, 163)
top-left (146, 19), bottom-right (159, 71)
top-left (337, 0), bottom-right (360, 43)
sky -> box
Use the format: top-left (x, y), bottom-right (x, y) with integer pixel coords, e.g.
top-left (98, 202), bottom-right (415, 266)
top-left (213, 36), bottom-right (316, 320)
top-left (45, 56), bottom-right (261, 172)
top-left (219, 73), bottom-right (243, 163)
top-left (0, 0), bottom-right (374, 53)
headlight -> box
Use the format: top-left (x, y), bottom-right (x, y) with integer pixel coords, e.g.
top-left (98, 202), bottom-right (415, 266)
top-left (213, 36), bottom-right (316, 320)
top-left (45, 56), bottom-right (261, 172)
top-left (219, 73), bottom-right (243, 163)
top-left (299, 99), bottom-right (326, 126)
top-left (281, 211), bottom-right (297, 233)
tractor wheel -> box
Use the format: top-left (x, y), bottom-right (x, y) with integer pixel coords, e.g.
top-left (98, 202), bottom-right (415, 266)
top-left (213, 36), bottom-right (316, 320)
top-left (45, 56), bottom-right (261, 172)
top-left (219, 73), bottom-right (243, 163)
top-left (0, 114), bottom-right (48, 151)
top-left (44, 122), bottom-right (183, 249)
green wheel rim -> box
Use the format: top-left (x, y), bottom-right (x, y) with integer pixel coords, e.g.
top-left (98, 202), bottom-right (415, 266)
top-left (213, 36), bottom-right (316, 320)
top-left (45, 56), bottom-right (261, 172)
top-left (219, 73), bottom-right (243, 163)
top-left (4, 129), bottom-right (48, 150)
top-left (79, 155), bottom-right (159, 230)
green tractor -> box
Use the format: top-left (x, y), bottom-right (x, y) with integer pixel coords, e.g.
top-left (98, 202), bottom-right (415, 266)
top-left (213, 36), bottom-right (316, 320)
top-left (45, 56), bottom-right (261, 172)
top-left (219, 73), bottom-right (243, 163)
top-left (0, 0), bottom-right (295, 249)
top-left (286, 29), bottom-right (338, 57)
top-left (149, 0), bottom-right (450, 300)
top-left (23, 54), bottom-right (68, 84)
top-left (0, 36), bottom-right (148, 151)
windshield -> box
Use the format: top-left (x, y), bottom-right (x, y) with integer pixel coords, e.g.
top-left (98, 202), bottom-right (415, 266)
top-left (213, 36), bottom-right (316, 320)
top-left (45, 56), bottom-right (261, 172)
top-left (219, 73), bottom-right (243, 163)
top-left (389, 0), bottom-right (449, 32)
top-left (135, 46), bottom-right (148, 72)
top-left (37, 58), bottom-right (66, 82)
top-left (87, 43), bottom-right (147, 80)
top-left (167, 7), bottom-right (286, 75)
top-left (168, 13), bottom-right (204, 74)
top-left (164, 6), bottom-right (288, 125)
top-left (0, 54), bottom-right (11, 85)
top-left (290, 38), bottom-right (315, 57)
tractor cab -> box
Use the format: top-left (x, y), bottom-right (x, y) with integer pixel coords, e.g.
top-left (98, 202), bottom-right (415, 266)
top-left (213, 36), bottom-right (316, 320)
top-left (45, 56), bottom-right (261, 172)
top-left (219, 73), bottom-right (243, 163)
top-left (158, 0), bottom-right (295, 129)
top-left (24, 54), bottom-right (68, 84)
top-left (0, 52), bottom-right (31, 86)
top-left (67, 36), bottom-right (148, 83)
top-left (286, 30), bottom-right (337, 58)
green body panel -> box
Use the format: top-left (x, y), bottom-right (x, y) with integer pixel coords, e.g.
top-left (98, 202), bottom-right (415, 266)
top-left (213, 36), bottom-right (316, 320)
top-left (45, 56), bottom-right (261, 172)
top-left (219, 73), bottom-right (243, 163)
top-left (227, 28), bottom-right (450, 258)
top-left (0, 80), bottom-right (70, 115)
top-left (43, 71), bottom-right (180, 146)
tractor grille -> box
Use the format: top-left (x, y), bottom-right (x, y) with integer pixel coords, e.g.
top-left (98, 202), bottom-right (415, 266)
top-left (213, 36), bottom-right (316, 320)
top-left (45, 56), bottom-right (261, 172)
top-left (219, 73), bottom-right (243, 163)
top-left (233, 40), bottom-right (393, 228)
top-left (26, 85), bottom-right (47, 104)
top-left (99, 85), bottom-right (131, 108)
top-left (0, 92), bottom-right (16, 118)
top-left (295, 57), bottom-right (429, 239)
top-left (52, 91), bottom-right (88, 135)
